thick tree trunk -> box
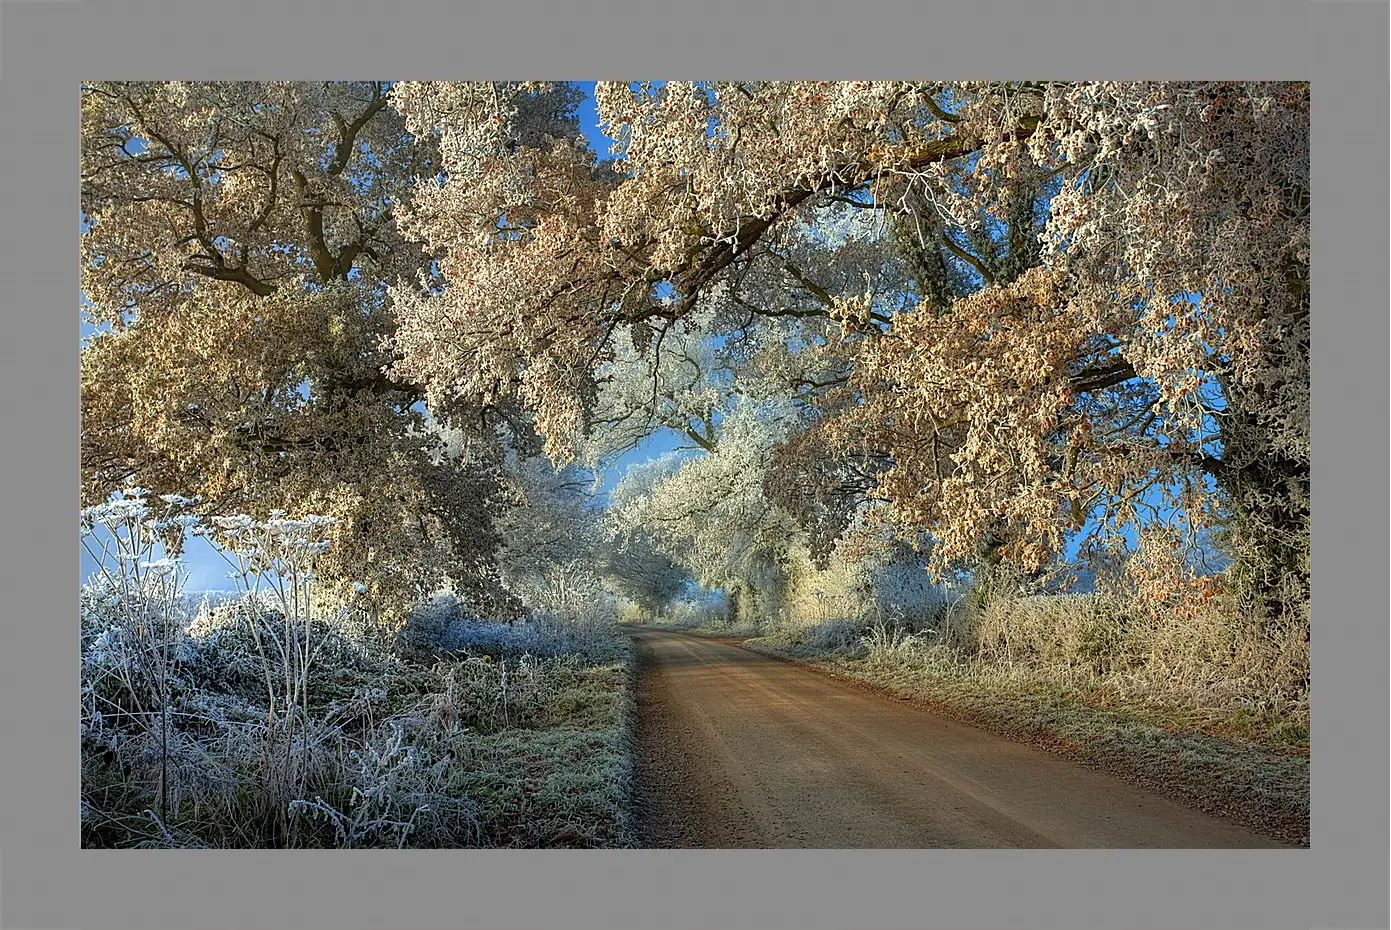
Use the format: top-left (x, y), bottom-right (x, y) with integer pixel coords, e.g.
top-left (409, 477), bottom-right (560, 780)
top-left (1216, 377), bottom-right (1310, 636)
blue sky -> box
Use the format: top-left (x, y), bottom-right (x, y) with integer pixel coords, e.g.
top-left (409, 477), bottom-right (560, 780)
top-left (574, 81), bottom-right (610, 157)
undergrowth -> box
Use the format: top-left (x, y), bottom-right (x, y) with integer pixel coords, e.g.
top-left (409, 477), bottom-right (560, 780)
top-left (746, 590), bottom-right (1308, 747)
top-left (80, 490), bottom-right (636, 849)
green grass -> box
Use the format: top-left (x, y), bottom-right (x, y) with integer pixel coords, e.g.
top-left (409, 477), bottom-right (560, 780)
top-left (460, 727), bottom-right (635, 847)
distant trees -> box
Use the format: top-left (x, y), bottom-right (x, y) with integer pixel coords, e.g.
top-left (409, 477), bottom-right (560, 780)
top-left (606, 401), bottom-right (803, 620)
top-left (492, 453), bottom-right (603, 613)
top-left (597, 528), bottom-right (690, 618)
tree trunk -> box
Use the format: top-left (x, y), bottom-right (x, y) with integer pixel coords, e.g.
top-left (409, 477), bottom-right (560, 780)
top-left (1216, 374), bottom-right (1310, 638)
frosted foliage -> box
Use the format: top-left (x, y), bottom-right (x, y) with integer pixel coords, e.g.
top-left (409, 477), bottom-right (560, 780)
top-left (389, 81), bottom-right (581, 181)
top-left (83, 82), bottom-right (425, 318)
top-left (593, 81), bottom-right (957, 253)
top-left (598, 528), bottom-right (689, 616)
top-left (838, 83), bottom-right (1308, 610)
top-left (1031, 83), bottom-right (1309, 456)
top-left (385, 82), bottom-right (959, 457)
top-left (386, 81), bottom-right (1045, 460)
top-left (80, 82), bottom-right (507, 607)
top-left (581, 312), bottom-right (726, 466)
top-left (607, 401), bottom-right (800, 594)
top-left (85, 81), bottom-right (1309, 620)
top-left (494, 455), bottom-right (605, 611)
top-left (386, 82), bottom-right (600, 457)
top-left (573, 82), bottom-right (1305, 612)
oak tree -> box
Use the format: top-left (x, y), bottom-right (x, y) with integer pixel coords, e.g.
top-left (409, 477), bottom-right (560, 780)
top-left (81, 81), bottom-right (536, 607)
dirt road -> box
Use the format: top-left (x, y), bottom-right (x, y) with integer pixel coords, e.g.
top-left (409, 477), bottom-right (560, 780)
top-left (629, 628), bottom-right (1286, 848)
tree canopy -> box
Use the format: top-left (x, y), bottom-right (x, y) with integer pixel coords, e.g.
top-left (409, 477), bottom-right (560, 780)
top-left (82, 81), bottom-right (1310, 625)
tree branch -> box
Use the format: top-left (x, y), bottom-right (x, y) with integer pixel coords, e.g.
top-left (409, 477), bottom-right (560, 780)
top-left (939, 233), bottom-right (995, 286)
top-left (667, 129), bottom-right (1019, 316)
top-left (328, 85), bottom-right (389, 178)
top-left (1068, 359), bottom-right (1138, 393)
top-left (182, 261), bottom-right (278, 296)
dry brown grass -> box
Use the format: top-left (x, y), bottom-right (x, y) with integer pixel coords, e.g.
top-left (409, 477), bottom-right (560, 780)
top-left (935, 592), bottom-right (1309, 739)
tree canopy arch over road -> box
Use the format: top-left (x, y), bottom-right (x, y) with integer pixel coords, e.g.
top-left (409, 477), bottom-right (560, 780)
top-left (82, 81), bottom-right (1309, 628)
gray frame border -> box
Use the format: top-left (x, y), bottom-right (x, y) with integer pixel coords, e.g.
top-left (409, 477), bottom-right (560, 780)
top-left (3, 0), bottom-right (1385, 928)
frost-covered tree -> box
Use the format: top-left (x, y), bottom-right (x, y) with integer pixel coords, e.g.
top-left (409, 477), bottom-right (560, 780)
top-left (90, 81), bottom-right (1308, 624)
top-left (493, 453), bottom-right (605, 613)
top-left (824, 82), bottom-right (1309, 621)
top-left (80, 81), bottom-right (551, 607)
top-left (596, 528), bottom-right (690, 617)
top-left (391, 81), bottom-right (1308, 624)
top-left (605, 401), bottom-right (805, 620)
top-left (581, 309), bottom-right (728, 465)
top-left (384, 81), bottom-right (607, 456)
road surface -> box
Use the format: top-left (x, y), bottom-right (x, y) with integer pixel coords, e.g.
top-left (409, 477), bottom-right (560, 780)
top-left (629, 628), bottom-right (1286, 848)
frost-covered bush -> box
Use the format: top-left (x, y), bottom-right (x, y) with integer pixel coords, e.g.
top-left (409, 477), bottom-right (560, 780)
top-left (803, 614), bottom-right (872, 651)
top-left (80, 487), bottom-right (634, 849)
top-left (396, 590), bottom-right (623, 665)
top-left (821, 583), bottom-right (1308, 725)
top-left (396, 591), bottom-right (476, 653)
